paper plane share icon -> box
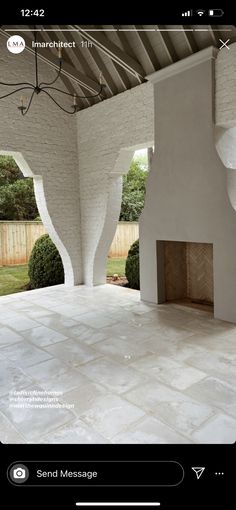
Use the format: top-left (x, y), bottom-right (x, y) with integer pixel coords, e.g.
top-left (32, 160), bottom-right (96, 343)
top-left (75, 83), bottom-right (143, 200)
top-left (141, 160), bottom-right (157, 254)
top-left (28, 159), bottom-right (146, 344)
top-left (192, 467), bottom-right (205, 479)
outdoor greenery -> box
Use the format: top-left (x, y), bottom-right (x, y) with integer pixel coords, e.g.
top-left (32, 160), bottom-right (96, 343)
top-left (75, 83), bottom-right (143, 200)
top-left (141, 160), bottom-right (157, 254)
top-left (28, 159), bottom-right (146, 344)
top-left (0, 265), bottom-right (29, 296)
top-left (0, 258), bottom-right (127, 296)
top-left (28, 234), bottom-right (64, 288)
top-left (106, 257), bottom-right (126, 277)
top-left (0, 156), bottom-right (38, 220)
top-left (0, 156), bottom-right (22, 186)
top-left (119, 155), bottom-right (148, 221)
top-left (125, 239), bottom-right (140, 289)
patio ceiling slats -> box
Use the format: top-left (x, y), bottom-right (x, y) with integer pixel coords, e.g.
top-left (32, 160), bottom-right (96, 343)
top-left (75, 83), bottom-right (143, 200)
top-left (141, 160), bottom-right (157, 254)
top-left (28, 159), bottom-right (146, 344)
top-left (1, 24), bottom-right (236, 109)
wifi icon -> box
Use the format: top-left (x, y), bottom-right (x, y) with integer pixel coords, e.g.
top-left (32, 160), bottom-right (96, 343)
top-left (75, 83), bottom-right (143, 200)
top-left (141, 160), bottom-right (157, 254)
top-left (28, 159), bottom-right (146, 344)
top-left (197, 9), bottom-right (205, 16)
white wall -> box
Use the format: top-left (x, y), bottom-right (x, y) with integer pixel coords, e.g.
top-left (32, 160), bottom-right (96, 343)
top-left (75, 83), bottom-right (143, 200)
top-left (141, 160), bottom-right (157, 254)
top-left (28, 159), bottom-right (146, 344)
top-left (76, 83), bottom-right (154, 285)
top-left (140, 46), bottom-right (236, 323)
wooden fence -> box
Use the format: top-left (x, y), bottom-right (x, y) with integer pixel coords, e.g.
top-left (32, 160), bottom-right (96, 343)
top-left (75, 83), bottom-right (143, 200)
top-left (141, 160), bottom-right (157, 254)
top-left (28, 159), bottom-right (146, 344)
top-left (108, 221), bottom-right (139, 258)
top-left (0, 221), bottom-right (139, 266)
top-left (0, 221), bottom-right (46, 266)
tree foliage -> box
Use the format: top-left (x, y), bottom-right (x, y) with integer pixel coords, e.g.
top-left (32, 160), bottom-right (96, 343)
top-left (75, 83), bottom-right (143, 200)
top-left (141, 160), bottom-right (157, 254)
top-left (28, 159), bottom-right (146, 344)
top-left (0, 156), bottom-right (22, 186)
top-left (119, 156), bottom-right (148, 221)
top-left (0, 156), bottom-right (38, 220)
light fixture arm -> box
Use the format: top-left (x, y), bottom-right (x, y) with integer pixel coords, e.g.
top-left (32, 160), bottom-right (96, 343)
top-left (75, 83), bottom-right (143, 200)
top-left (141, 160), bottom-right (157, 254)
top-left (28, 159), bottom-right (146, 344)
top-left (0, 27), bottom-right (106, 115)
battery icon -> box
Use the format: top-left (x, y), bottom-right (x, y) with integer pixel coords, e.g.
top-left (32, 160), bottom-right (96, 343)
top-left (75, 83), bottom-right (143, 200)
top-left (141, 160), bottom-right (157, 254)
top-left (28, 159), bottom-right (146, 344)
top-left (209, 9), bottom-right (224, 16)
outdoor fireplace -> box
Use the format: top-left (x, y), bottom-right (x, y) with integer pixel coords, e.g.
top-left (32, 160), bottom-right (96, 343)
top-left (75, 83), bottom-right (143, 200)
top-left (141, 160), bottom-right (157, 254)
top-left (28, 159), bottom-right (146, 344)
top-left (139, 48), bottom-right (236, 324)
top-left (158, 241), bottom-right (213, 307)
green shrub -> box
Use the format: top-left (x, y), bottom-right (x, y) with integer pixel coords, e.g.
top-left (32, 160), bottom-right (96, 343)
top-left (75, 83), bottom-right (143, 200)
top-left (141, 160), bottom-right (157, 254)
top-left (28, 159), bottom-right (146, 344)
top-left (125, 239), bottom-right (140, 289)
top-left (28, 234), bottom-right (64, 289)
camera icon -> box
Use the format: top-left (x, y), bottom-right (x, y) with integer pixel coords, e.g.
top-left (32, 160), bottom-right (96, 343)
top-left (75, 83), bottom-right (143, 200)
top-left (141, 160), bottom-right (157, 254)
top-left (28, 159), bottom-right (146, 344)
top-left (13, 467), bottom-right (26, 479)
top-left (9, 464), bottom-right (29, 484)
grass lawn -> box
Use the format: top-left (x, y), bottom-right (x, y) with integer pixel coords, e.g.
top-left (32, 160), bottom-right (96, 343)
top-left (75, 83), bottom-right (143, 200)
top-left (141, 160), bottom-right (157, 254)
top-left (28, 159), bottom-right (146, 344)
top-left (0, 265), bottom-right (29, 296)
top-left (106, 257), bottom-right (126, 277)
top-left (0, 258), bottom-right (126, 296)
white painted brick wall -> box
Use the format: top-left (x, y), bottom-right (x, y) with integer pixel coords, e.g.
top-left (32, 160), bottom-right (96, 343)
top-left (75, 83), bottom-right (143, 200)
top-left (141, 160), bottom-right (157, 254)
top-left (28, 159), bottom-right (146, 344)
top-left (216, 42), bottom-right (236, 128)
top-left (77, 83), bottom-right (154, 284)
top-left (0, 35), bottom-right (82, 285)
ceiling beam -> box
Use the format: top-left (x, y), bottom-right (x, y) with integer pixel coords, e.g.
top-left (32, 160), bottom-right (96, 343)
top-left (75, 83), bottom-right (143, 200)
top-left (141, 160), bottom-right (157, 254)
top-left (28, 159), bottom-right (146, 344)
top-left (39, 26), bottom-right (93, 107)
top-left (62, 28), bottom-right (117, 97)
top-left (157, 25), bottom-right (179, 63)
top-left (73, 25), bottom-right (145, 79)
top-left (0, 28), bottom-right (102, 94)
top-left (84, 43), bottom-right (119, 96)
top-left (92, 25), bottom-right (131, 91)
top-left (111, 60), bottom-right (131, 90)
top-left (181, 25), bottom-right (199, 53)
top-left (113, 25), bottom-right (143, 85)
top-left (133, 25), bottom-right (161, 72)
top-left (208, 25), bottom-right (219, 46)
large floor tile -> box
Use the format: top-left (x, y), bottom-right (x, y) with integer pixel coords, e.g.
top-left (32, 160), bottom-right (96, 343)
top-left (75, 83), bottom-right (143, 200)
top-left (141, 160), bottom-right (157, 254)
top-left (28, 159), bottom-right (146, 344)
top-left (124, 380), bottom-right (218, 439)
top-left (185, 377), bottom-right (236, 418)
top-left (45, 339), bottom-right (100, 367)
top-left (1, 341), bottom-right (52, 368)
top-left (0, 315), bottom-right (41, 332)
top-left (0, 387), bottom-right (75, 441)
top-left (41, 419), bottom-right (108, 444)
top-left (80, 394), bottom-right (145, 439)
top-left (77, 311), bottom-right (120, 329)
top-left (79, 357), bottom-right (152, 394)
top-left (191, 414), bottom-right (236, 443)
top-left (185, 350), bottom-right (236, 387)
top-left (93, 336), bottom-right (154, 365)
top-left (24, 358), bottom-right (89, 393)
top-left (153, 397), bottom-right (216, 436)
top-left (0, 411), bottom-right (26, 443)
top-left (112, 416), bottom-right (191, 444)
top-left (36, 314), bottom-right (80, 332)
top-left (131, 355), bottom-right (207, 390)
top-left (0, 358), bottom-right (33, 396)
top-left (184, 333), bottom-right (236, 356)
top-left (61, 383), bottom-right (107, 416)
top-left (22, 325), bottom-right (68, 347)
top-left (47, 304), bottom-right (91, 317)
top-left (0, 327), bottom-right (23, 347)
top-left (65, 324), bottom-right (109, 345)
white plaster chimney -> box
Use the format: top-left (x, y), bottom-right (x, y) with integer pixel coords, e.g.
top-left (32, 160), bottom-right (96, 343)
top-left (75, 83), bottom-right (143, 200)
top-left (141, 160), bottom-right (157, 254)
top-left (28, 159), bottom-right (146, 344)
top-left (140, 47), bottom-right (236, 324)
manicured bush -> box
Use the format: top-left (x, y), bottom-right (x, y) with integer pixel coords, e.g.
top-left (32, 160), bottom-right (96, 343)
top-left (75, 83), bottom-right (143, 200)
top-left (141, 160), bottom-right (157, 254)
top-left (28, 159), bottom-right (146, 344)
top-left (28, 234), bottom-right (64, 289)
top-left (125, 239), bottom-right (140, 289)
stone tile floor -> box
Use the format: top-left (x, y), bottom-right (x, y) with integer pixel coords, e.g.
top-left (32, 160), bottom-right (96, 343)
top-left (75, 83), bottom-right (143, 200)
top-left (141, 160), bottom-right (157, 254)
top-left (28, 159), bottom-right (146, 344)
top-left (0, 284), bottom-right (236, 444)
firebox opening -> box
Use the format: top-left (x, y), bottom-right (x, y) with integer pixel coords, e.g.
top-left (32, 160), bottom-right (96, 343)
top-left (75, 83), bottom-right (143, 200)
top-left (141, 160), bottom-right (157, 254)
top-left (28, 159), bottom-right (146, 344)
top-left (156, 241), bottom-right (214, 312)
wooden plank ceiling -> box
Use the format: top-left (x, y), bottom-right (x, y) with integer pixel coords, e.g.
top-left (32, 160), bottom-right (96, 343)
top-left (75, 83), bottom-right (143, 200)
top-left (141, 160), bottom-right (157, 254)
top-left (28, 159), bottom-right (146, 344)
top-left (1, 24), bottom-right (236, 109)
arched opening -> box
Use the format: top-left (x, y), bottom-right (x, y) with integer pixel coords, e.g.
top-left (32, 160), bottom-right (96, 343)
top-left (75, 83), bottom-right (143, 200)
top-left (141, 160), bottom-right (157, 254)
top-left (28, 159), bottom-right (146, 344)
top-left (106, 146), bottom-right (154, 289)
top-left (0, 151), bottom-right (69, 295)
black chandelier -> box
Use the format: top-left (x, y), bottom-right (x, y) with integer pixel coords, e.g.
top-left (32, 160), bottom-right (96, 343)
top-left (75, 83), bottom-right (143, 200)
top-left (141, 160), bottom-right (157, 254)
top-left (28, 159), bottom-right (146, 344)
top-left (0, 30), bottom-right (106, 115)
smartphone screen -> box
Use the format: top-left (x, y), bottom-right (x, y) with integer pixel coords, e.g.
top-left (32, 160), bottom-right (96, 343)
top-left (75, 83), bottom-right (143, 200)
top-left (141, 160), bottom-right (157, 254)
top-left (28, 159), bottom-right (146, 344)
top-left (0, 5), bottom-right (235, 509)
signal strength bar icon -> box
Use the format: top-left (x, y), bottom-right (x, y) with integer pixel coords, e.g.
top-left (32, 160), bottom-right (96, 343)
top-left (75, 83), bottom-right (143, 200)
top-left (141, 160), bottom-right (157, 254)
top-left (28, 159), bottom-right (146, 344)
top-left (182, 10), bottom-right (192, 17)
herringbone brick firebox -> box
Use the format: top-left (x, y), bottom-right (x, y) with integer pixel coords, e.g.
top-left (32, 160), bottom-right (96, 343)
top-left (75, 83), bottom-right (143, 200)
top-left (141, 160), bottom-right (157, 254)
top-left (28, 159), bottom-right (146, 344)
top-left (161, 241), bottom-right (213, 307)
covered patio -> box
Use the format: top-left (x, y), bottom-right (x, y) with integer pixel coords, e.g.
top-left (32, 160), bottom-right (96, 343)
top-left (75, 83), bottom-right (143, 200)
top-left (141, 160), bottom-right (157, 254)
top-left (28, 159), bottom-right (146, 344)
top-left (0, 284), bottom-right (236, 444)
top-left (1, 24), bottom-right (236, 445)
